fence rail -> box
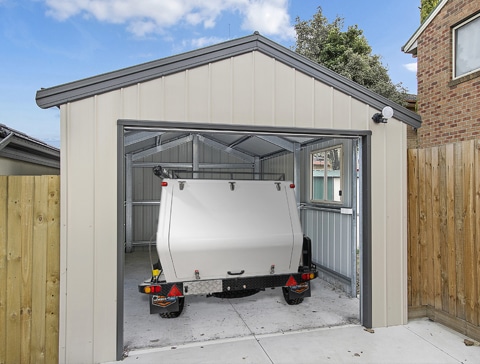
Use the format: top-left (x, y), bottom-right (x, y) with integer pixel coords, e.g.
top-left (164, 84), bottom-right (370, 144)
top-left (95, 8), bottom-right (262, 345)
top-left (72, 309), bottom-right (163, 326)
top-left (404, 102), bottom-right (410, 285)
top-left (408, 141), bottom-right (480, 340)
top-left (0, 175), bottom-right (60, 364)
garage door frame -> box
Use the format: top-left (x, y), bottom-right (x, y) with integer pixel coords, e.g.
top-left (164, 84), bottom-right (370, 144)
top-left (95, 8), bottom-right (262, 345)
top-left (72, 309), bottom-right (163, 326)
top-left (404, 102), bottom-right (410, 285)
top-left (116, 120), bottom-right (372, 360)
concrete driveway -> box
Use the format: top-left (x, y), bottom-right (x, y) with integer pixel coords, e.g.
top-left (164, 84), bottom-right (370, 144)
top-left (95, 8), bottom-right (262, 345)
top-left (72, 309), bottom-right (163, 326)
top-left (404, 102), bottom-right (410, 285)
top-left (116, 251), bottom-right (479, 363)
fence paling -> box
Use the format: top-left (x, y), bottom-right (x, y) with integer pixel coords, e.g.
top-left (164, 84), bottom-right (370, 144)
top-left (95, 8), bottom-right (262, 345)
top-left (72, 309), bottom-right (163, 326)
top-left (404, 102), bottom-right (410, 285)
top-left (0, 176), bottom-right (60, 364)
top-left (0, 176), bottom-right (8, 362)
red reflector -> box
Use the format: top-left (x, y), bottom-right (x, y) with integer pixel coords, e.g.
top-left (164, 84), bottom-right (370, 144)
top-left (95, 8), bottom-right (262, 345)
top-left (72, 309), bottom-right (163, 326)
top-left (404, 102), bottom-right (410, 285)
top-left (286, 275), bottom-right (298, 287)
top-left (290, 183), bottom-right (295, 189)
top-left (168, 284), bottom-right (182, 297)
top-left (161, 181), bottom-right (168, 187)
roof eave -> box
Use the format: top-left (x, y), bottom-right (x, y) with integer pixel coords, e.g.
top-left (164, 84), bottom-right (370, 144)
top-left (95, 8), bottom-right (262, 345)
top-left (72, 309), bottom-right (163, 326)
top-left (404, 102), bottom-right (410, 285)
top-left (36, 33), bottom-right (264, 109)
top-left (402, 0), bottom-right (449, 55)
top-left (0, 124), bottom-right (60, 168)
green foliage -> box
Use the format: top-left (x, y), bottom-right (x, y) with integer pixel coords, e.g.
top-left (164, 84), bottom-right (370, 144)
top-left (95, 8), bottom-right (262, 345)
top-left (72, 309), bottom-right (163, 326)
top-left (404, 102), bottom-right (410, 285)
top-left (293, 7), bottom-right (407, 105)
top-left (420, 0), bottom-right (440, 22)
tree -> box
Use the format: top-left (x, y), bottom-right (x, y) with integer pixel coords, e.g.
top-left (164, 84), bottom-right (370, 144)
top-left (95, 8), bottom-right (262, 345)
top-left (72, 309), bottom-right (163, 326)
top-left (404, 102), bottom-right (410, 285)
top-left (420, 0), bottom-right (440, 22)
top-left (293, 7), bottom-right (407, 105)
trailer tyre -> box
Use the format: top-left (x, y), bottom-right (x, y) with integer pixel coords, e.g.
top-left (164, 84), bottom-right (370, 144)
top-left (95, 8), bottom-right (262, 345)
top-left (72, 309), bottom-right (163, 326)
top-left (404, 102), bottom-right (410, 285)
top-left (282, 287), bottom-right (304, 305)
top-left (159, 297), bottom-right (185, 318)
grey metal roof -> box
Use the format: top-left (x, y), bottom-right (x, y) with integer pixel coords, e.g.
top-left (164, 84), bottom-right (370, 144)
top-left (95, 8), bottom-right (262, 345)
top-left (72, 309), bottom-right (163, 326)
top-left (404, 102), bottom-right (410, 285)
top-left (0, 124), bottom-right (60, 169)
top-left (36, 32), bottom-right (421, 129)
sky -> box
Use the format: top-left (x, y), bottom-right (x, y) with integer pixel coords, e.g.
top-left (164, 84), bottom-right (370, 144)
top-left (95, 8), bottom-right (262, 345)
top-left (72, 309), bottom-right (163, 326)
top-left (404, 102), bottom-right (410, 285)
top-left (0, 0), bottom-right (421, 147)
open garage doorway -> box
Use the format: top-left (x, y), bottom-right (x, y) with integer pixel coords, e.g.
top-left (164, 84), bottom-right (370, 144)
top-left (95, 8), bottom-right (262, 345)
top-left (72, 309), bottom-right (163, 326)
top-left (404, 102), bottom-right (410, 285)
top-left (117, 121), bottom-right (372, 354)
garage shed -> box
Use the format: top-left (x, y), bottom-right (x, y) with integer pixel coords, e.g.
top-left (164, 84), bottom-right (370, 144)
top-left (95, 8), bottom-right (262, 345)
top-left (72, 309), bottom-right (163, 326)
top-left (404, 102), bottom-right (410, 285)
top-left (36, 33), bottom-right (421, 363)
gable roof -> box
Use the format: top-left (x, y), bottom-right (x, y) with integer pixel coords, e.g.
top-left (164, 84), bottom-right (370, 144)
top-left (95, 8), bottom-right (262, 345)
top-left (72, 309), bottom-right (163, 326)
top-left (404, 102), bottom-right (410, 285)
top-left (0, 124), bottom-right (60, 168)
top-left (402, 0), bottom-right (449, 55)
top-left (36, 32), bottom-right (421, 128)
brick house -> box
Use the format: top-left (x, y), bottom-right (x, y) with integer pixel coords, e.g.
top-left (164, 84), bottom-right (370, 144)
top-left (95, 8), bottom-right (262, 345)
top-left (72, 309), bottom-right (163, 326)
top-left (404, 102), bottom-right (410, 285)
top-left (403, 0), bottom-right (480, 148)
top-left (402, 0), bottom-right (480, 341)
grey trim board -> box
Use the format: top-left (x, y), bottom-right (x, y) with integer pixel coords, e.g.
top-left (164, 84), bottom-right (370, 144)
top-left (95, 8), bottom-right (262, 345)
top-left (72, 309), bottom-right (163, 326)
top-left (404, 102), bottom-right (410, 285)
top-left (119, 119), bottom-right (373, 138)
top-left (117, 126), bottom-right (125, 361)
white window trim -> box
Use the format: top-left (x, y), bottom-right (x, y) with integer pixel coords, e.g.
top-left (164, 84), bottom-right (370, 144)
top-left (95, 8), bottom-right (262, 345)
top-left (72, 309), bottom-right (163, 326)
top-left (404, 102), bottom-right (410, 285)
top-left (452, 12), bottom-right (480, 80)
top-left (309, 145), bottom-right (343, 204)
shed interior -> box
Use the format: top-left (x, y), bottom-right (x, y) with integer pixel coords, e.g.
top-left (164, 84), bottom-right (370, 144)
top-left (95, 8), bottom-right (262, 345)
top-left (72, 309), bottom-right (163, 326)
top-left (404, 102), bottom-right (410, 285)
top-left (120, 123), bottom-right (363, 351)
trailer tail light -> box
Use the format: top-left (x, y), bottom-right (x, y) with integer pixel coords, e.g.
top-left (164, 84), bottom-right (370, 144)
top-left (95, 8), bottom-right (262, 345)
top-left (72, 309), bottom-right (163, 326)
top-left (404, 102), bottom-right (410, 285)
top-left (143, 285), bottom-right (161, 294)
top-left (161, 181), bottom-right (168, 187)
top-left (302, 273), bottom-right (315, 281)
top-left (290, 183), bottom-right (295, 189)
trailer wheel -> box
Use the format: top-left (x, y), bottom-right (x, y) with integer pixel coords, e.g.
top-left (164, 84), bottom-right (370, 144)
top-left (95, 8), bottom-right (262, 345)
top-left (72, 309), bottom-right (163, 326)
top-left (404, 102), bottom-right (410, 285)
top-left (282, 287), bottom-right (304, 305)
top-left (159, 297), bottom-right (185, 318)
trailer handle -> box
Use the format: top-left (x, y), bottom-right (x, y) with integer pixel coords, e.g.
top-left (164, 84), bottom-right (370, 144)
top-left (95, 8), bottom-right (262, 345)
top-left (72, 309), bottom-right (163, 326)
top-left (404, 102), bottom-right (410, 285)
top-left (227, 270), bottom-right (245, 276)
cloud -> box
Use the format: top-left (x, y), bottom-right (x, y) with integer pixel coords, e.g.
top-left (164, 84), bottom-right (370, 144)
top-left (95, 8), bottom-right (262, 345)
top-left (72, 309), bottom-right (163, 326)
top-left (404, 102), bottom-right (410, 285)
top-left (43, 0), bottom-right (294, 39)
top-left (404, 62), bottom-right (417, 72)
top-left (190, 36), bottom-right (227, 48)
top-left (241, 0), bottom-right (294, 39)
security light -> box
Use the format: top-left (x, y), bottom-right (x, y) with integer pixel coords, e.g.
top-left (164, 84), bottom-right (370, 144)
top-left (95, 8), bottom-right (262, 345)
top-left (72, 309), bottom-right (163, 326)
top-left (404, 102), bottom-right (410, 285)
top-left (372, 106), bottom-right (394, 123)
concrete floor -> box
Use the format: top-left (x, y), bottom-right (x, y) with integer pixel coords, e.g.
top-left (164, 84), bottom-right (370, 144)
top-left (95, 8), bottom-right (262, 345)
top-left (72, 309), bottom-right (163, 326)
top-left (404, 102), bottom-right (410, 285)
top-left (118, 251), bottom-right (480, 364)
top-left (123, 251), bottom-right (359, 351)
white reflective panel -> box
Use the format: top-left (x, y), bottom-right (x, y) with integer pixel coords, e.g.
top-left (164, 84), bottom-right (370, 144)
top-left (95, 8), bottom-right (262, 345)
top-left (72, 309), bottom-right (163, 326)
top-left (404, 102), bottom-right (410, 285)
top-left (157, 179), bottom-right (303, 281)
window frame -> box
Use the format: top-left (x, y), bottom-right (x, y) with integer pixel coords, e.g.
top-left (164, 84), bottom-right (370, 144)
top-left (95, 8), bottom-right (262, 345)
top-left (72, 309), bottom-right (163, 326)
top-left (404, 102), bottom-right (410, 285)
top-left (452, 12), bottom-right (480, 80)
top-left (309, 145), bottom-right (343, 204)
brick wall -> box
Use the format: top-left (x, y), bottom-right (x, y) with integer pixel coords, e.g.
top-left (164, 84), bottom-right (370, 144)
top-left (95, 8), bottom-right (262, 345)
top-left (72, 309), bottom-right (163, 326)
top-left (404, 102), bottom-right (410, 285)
top-left (416, 0), bottom-right (480, 148)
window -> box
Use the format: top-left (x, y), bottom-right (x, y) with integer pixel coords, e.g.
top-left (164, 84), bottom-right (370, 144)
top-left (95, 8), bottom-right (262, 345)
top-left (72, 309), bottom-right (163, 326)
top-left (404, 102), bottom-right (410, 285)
top-left (310, 146), bottom-right (342, 203)
top-left (453, 14), bottom-right (480, 79)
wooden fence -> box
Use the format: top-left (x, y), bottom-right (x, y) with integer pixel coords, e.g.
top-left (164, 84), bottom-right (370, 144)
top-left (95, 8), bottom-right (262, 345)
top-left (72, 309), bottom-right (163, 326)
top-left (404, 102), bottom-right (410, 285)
top-left (0, 175), bottom-right (60, 364)
top-left (408, 140), bottom-right (480, 340)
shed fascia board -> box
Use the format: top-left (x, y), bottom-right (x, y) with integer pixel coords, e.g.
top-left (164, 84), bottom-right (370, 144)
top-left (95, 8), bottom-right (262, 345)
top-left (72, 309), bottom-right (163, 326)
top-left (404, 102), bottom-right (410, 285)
top-left (120, 119), bottom-right (372, 139)
top-left (36, 33), bottom-right (421, 128)
top-left (402, 0), bottom-right (449, 54)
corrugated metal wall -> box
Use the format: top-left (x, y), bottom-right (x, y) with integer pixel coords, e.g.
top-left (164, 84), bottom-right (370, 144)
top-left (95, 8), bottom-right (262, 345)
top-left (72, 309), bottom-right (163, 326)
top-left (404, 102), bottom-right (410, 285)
top-left (262, 138), bottom-right (357, 294)
top-left (261, 152), bottom-right (294, 181)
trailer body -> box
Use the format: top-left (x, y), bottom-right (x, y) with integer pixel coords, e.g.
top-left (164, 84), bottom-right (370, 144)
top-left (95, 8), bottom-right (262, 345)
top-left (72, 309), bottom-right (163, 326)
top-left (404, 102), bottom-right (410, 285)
top-left (139, 177), bottom-right (317, 317)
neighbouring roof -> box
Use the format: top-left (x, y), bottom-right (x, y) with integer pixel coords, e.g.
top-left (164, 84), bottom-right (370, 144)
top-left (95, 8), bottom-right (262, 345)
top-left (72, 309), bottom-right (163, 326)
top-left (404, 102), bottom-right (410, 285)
top-left (37, 32), bottom-right (421, 129)
top-left (0, 124), bottom-right (60, 169)
top-left (402, 0), bottom-right (449, 55)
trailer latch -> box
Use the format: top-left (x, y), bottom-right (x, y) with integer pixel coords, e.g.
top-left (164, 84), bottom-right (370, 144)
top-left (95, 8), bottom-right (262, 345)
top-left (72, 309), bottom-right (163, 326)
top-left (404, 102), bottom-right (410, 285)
top-left (195, 270), bottom-right (200, 280)
top-left (270, 264), bottom-right (275, 274)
